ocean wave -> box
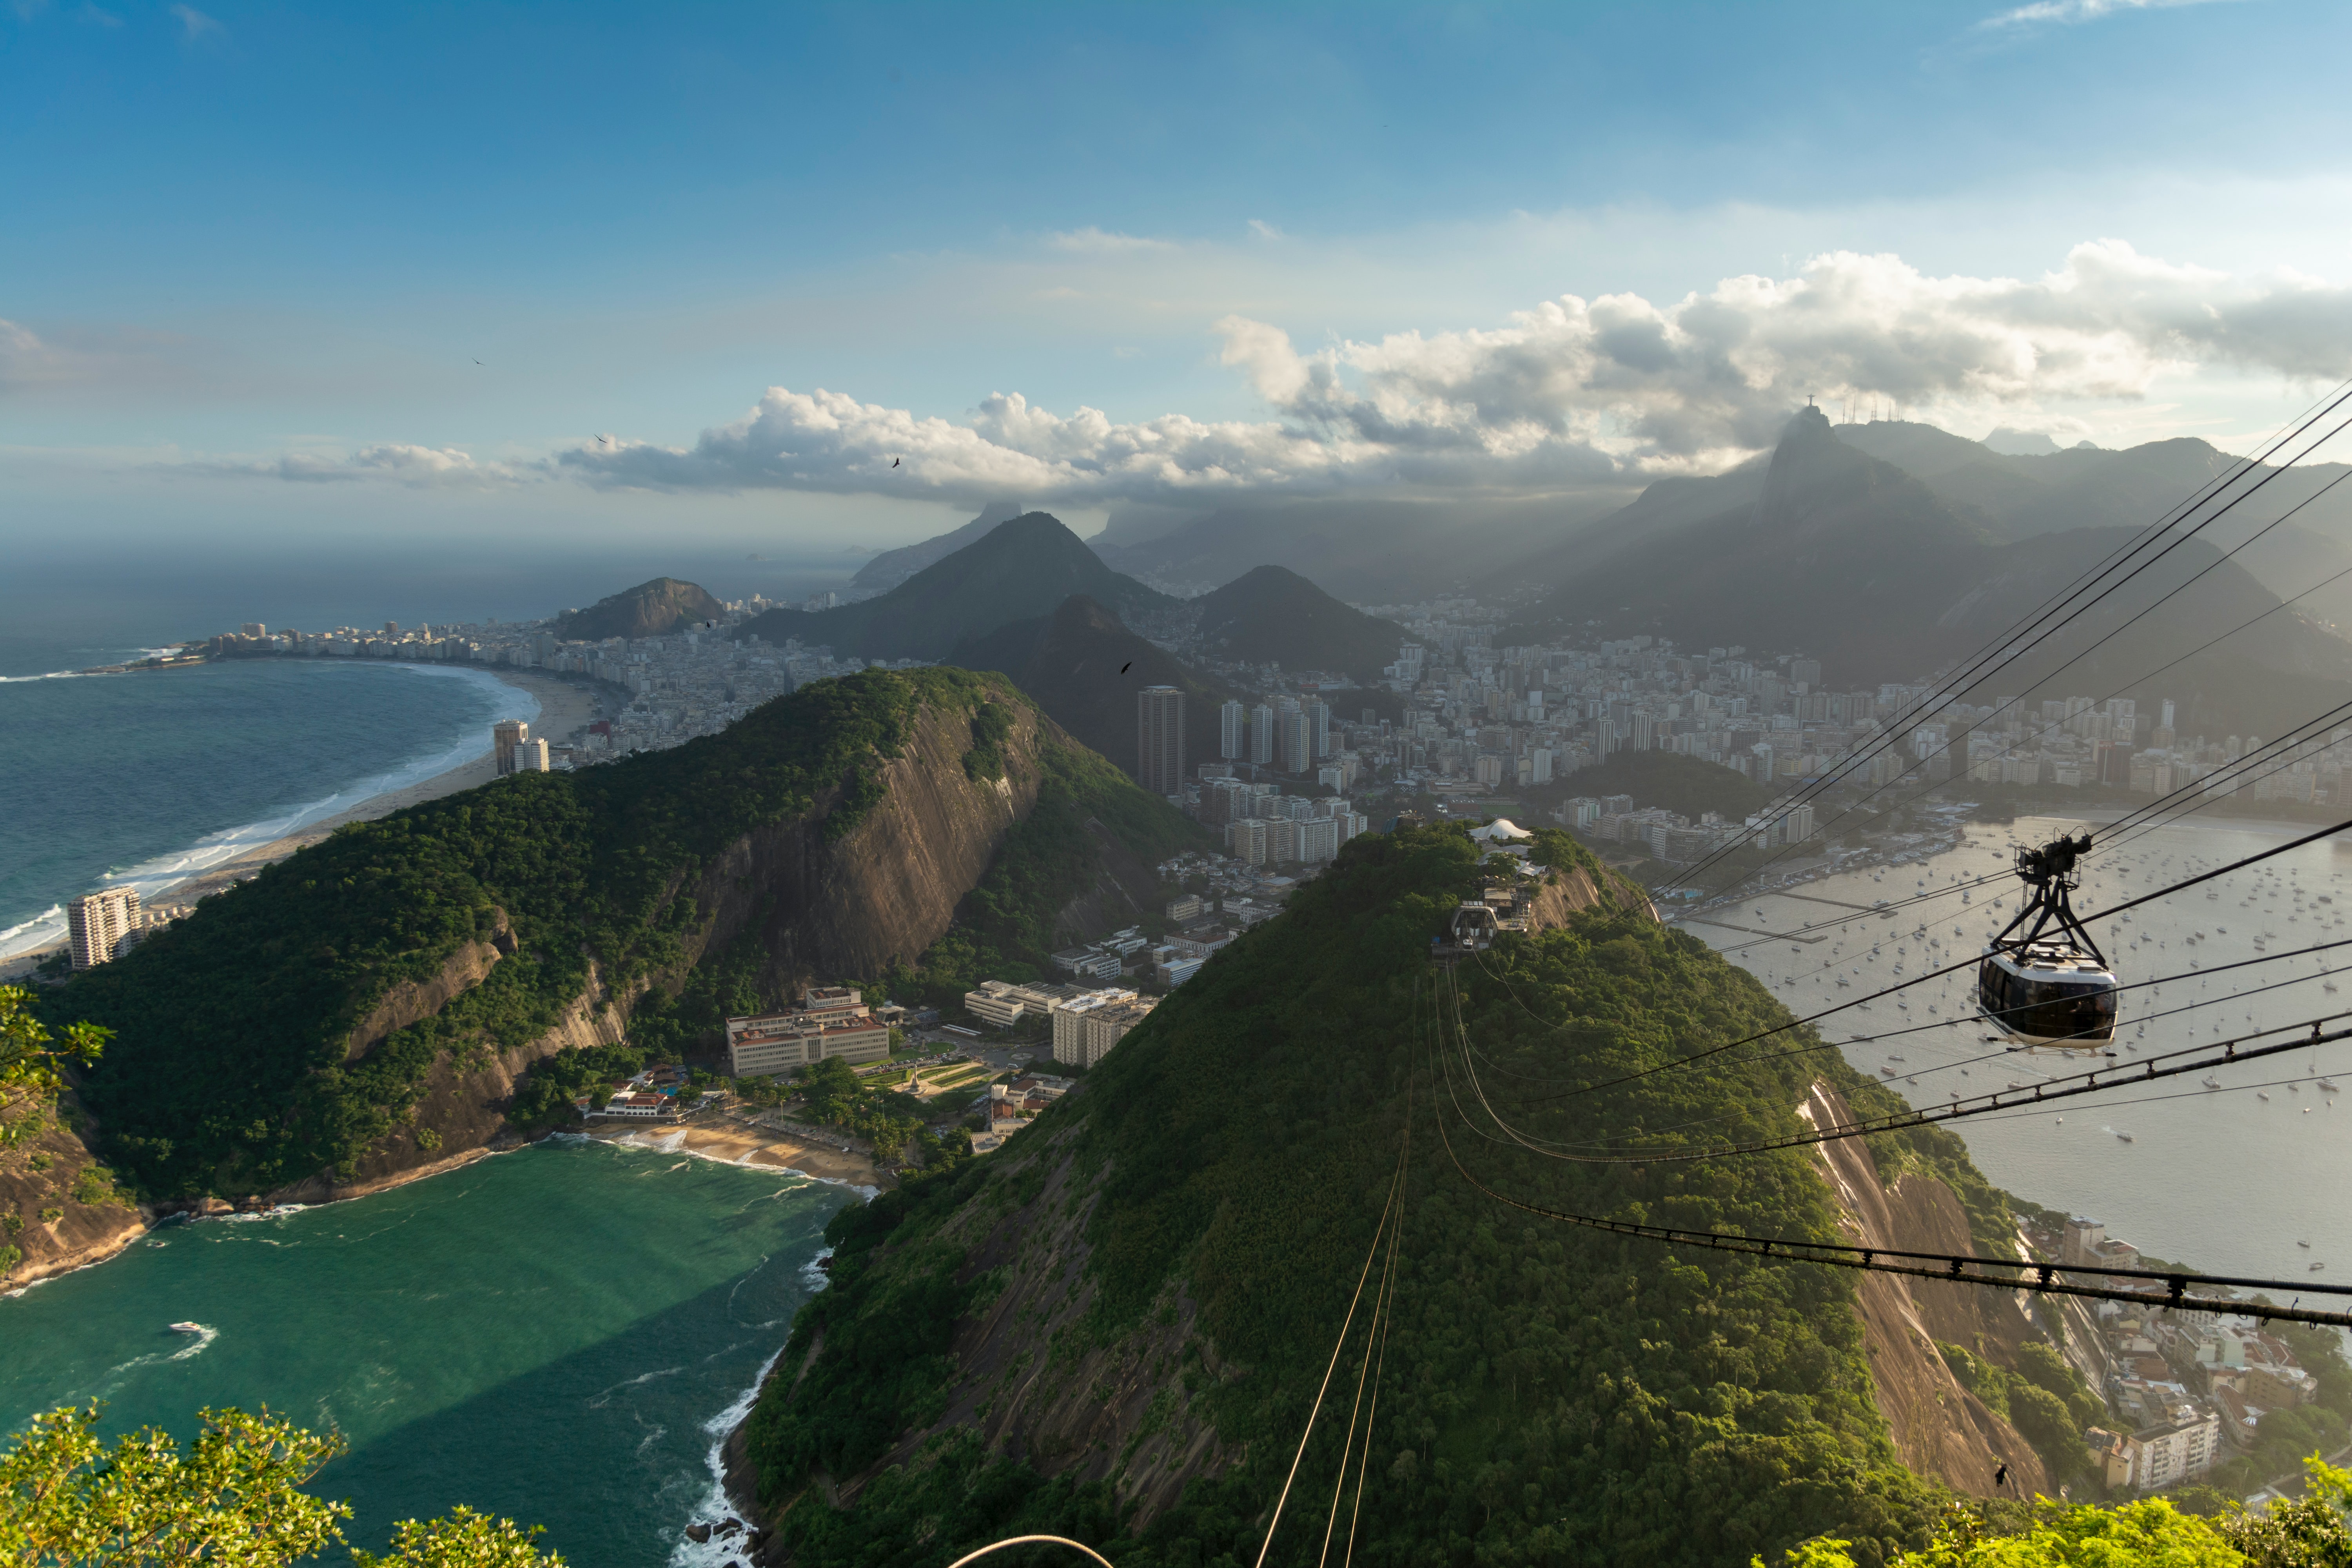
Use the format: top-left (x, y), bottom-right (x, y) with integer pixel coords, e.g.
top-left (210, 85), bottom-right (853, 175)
top-left (0, 648), bottom-right (187, 683)
top-left (667, 1343), bottom-right (789, 1568)
top-left (0, 663), bottom-right (537, 961)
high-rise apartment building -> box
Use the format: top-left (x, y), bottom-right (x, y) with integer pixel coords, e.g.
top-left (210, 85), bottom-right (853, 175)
top-left (512, 737), bottom-right (551, 773)
top-left (493, 719), bottom-right (530, 776)
top-left (1280, 711), bottom-right (1312, 773)
top-left (1136, 686), bottom-right (1185, 797)
top-left (68, 888), bottom-right (141, 970)
top-left (1307, 700), bottom-right (1331, 759)
top-left (1220, 699), bottom-right (1247, 760)
top-left (1249, 704), bottom-right (1275, 766)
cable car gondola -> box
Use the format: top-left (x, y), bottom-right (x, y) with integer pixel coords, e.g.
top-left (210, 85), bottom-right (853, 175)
top-left (1978, 831), bottom-right (2119, 1047)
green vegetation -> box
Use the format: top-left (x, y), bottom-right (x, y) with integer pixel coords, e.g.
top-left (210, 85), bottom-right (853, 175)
top-left (1556, 749), bottom-right (1770, 822)
top-left (884, 740), bottom-right (1206, 1005)
top-left (1935, 1342), bottom-right (2103, 1491)
top-left (740, 823), bottom-right (2051, 1568)
top-left (41, 668), bottom-right (1161, 1200)
top-left (0, 984), bottom-right (107, 1153)
top-left (1769, 1455), bottom-right (2352, 1568)
top-left (789, 1056), bottom-right (926, 1162)
top-left (1, 1401), bottom-right (561, 1566)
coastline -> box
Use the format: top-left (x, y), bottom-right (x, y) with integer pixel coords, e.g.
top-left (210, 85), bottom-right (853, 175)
top-left (582, 1116), bottom-right (891, 1191)
top-left (0, 668), bottom-right (607, 980)
top-left (6, 1114), bottom-right (889, 1296)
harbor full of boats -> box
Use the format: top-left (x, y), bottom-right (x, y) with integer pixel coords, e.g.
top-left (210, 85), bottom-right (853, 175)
top-left (1688, 811), bottom-right (2351, 1295)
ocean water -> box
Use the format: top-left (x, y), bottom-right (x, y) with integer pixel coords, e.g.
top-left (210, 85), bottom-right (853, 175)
top-left (0, 650), bottom-right (532, 961)
top-left (0, 1138), bottom-right (851, 1565)
top-left (1702, 813), bottom-right (2352, 1286)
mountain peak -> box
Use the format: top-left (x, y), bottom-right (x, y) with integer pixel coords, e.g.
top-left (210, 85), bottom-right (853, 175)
top-left (552, 577), bottom-right (724, 641)
top-left (1754, 404), bottom-right (1868, 527)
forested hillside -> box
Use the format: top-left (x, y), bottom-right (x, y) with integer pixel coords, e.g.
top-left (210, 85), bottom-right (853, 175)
top-left (734, 823), bottom-right (2055, 1568)
top-left (43, 670), bottom-right (1201, 1202)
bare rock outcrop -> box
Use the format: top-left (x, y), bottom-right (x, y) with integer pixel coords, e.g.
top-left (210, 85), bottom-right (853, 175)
top-left (343, 909), bottom-right (513, 1063)
top-left (1800, 1080), bottom-right (2051, 1499)
top-left (0, 1109), bottom-right (149, 1288)
top-left (269, 691), bottom-right (1075, 1206)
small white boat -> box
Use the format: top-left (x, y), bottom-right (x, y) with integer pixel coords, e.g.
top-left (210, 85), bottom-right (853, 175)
top-left (167, 1322), bottom-right (204, 1334)
top-left (2115, 1130), bottom-right (2135, 1143)
top-left (2299, 1240), bottom-right (2312, 1249)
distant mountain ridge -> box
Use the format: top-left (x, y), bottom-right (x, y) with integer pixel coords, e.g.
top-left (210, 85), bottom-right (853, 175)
top-left (553, 577), bottom-right (725, 641)
top-left (1189, 564), bottom-right (1409, 684)
top-left (849, 499), bottom-right (1027, 596)
top-left (951, 594), bottom-right (1244, 780)
top-left (735, 513), bottom-right (1175, 662)
top-left (1508, 406), bottom-right (2352, 726)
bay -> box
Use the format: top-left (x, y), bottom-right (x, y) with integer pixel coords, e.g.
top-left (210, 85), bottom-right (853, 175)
top-left (0, 658), bottom-right (531, 961)
top-left (0, 1139), bottom-right (852, 1564)
top-left (1703, 812), bottom-right (2352, 1289)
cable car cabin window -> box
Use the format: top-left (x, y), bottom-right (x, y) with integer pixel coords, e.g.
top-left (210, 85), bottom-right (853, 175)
top-left (1980, 958), bottom-right (2117, 1042)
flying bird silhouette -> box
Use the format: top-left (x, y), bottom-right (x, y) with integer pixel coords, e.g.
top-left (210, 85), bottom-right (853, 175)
top-left (473, 358), bottom-right (484, 365)
top-left (891, 457), bottom-right (900, 468)
top-left (596, 434), bottom-right (612, 446)
top-left (1121, 662), bottom-right (1132, 673)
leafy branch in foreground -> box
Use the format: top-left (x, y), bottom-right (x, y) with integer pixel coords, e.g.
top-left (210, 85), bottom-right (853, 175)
top-left (0, 984), bottom-right (108, 1154)
top-left (0, 1402), bottom-right (560, 1568)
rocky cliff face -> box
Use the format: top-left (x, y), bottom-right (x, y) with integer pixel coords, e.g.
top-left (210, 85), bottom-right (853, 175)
top-left (261, 695), bottom-right (1067, 1206)
top-left (685, 698), bottom-right (1050, 994)
top-left (1802, 1082), bottom-right (2052, 1499)
top-left (0, 1110), bottom-right (148, 1287)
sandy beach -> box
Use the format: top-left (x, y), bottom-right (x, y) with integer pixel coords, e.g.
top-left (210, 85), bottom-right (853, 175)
top-left (147, 668), bottom-right (609, 902)
top-left (0, 666), bottom-right (613, 978)
top-left (584, 1117), bottom-right (890, 1189)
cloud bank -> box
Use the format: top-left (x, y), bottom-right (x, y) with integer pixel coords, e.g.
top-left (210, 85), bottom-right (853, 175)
top-left (236, 241), bottom-right (2352, 505)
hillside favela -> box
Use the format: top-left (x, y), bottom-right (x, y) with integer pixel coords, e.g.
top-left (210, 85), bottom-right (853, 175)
top-left (10, 8), bottom-right (2352, 1568)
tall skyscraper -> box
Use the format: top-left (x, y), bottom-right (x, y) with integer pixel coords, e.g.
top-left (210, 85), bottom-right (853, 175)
top-left (1136, 686), bottom-right (1185, 797)
top-left (68, 888), bottom-right (141, 970)
top-left (1307, 700), bottom-right (1331, 759)
top-left (1220, 699), bottom-right (1247, 760)
top-left (512, 737), bottom-right (551, 772)
top-left (1250, 704), bottom-right (1276, 766)
top-left (1280, 711), bottom-right (1312, 773)
top-left (493, 719), bottom-right (530, 776)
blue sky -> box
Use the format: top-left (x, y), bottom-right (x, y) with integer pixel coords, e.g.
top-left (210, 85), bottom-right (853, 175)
top-left (9, 0), bottom-right (2352, 573)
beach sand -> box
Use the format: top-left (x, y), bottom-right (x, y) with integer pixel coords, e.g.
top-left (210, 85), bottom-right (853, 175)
top-left (584, 1118), bottom-right (890, 1189)
top-left (0, 668), bottom-right (613, 978)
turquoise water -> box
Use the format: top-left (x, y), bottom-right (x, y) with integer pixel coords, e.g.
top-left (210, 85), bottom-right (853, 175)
top-left (0, 656), bottom-right (531, 961)
top-left (0, 1140), bottom-right (851, 1565)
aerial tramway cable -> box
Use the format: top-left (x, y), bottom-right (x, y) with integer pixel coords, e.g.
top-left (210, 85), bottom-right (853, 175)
top-left (1441, 958), bottom-right (2352, 1165)
top-left (1657, 388), bottom-right (2352, 898)
top-left (1252, 1126), bottom-right (1409, 1568)
top-left (1469, 936), bottom-right (2352, 1109)
top-left (1419, 980), bottom-right (2352, 1331)
top-left (1520, 815), bottom-right (2352, 1107)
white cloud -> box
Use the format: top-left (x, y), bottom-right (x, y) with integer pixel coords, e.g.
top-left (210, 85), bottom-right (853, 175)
top-left (1047, 227), bottom-right (1175, 255)
top-left (186, 443), bottom-right (533, 487)
top-left (0, 316), bottom-right (201, 395)
top-left (1978, 0), bottom-right (2234, 30)
top-left (546, 241), bottom-right (2352, 506)
top-left (169, 2), bottom-right (219, 38)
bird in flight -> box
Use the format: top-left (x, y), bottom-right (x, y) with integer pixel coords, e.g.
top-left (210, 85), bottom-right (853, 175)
top-left (891, 457), bottom-right (901, 468)
top-left (1121, 662), bottom-right (1132, 674)
top-left (597, 434), bottom-right (612, 446)
top-left (474, 358), bottom-right (484, 365)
